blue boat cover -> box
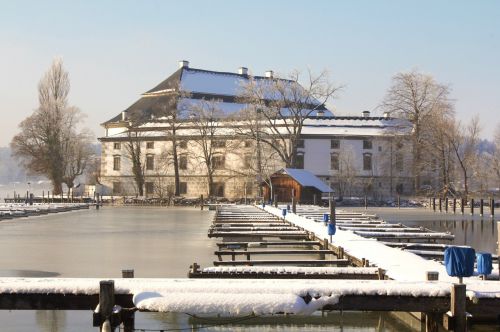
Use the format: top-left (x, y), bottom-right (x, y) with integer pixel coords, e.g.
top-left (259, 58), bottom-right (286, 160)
top-left (444, 246), bottom-right (475, 277)
top-left (328, 223), bottom-right (336, 236)
top-left (476, 252), bottom-right (493, 275)
top-left (323, 213), bottom-right (329, 222)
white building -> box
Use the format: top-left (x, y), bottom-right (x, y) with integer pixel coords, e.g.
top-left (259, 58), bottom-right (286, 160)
top-left (98, 61), bottom-right (413, 200)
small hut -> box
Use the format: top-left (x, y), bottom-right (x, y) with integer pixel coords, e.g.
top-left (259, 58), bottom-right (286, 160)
top-left (262, 168), bottom-right (334, 203)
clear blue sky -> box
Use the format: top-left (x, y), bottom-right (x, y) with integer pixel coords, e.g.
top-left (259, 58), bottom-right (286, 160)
top-left (0, 0), bottom-right (499, 146)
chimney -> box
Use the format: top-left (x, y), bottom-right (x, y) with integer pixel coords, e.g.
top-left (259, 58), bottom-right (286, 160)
top-left (383, 111), bottom-right (390, 119)
top-left (121, 111), bottom-right (127, 121)
top-left (362, 111), bottom-right (370, 118)
top-left (265, 70), bottom-right (274, 78)
top-left (238, 67), bottom-right (248, 75)
top-left (178, 60), bottom-right (189, 69)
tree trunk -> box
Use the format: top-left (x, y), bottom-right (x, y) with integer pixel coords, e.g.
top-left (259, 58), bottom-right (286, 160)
top-left (172, 130), bottom-right (180, 196)
top-left (207, 172), bottom-right (214, 197)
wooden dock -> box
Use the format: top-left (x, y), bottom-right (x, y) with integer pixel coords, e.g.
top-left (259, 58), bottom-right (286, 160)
top-left (0, 203), bottom-right (90, 221)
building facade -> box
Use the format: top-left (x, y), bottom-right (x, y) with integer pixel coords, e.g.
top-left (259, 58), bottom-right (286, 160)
top-left (98, 61), bottom-right (413, 200)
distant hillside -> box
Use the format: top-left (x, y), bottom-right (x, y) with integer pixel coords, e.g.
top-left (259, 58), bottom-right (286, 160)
top-left (0, 144), bottom-right (100, 185)
top-left (0, 147), bottom-right (38, 184)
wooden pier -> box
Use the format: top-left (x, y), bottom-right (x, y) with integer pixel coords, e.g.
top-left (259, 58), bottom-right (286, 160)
top-left (0, 203), bottom-right (90, 221)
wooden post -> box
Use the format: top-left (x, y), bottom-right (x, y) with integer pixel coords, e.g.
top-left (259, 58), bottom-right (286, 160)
top-left (99, 280), bottom-right (115, 332)
top-left (470, 198), bottom-right (474, 216)
top-left (461, 198), bottom-right (465, 215)
top-left (424, 271), bottom-right (439, 332)
top-left (274, 194), bottom-right (278, 208)
top-left (432, 197), bottom-right (436, 212)
top-left (491, 198), bottom-right (495, 218)
top-left (329, 198), bottom-right (336, 225)
top-left (122, 269), bottom-right (134, 278)
top-left (445, 197), bottom-right (449, 213)
top-left (429, 197), bottom-right (432, 210)
top-left (480, 198), bottom-right (484, 217)
top-left (439, 197), bottom-right (442, 213)
top-left (292, 197), bottom-right (296, 213)
top-left (96, 193), bottom-right (100, 210)
top-left (364, 195), bottom-right (368, 210)
top-left (453, 198), bottom-right (457, 214)
top-left (450, 283), bottom-right (467, 332)
top-left (42, 191), bottom-right (45, 203)
top-left (200, 194), bottom-right (204, 210)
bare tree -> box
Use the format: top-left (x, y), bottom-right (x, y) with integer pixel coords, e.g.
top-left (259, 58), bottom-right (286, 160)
top-left (381, 69), bottom-right (453, 193)
top-left (448, 115), bottom-right (481, 198)
top-left (238, 69), bottom-right (342, 168)
top-left (492, 124), bottom-right (500, 188)
top-left (124, 127), bottom-right (145, 196)
top-left (331, 145), bottom-right (357, 199)
top-left (151, 85), bottom-right (191, 196)
top-left (62, 130), bottom-right (94, 196)
top-left (11, 59), bottom-right (92, 195)
top-left (189, 100), bottom-right (225, 197)
top-left (424, 110), bottom-right (455, 196)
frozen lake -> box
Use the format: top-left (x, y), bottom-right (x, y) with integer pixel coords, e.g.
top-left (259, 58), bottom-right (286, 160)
top-left (0, 206), bottom-right (496, 331)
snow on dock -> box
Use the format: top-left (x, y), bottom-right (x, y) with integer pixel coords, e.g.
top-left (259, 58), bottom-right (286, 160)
top-left (1, 277), bottom-right (500, 316)
top-left (262, 205), bottom-right (459, 282)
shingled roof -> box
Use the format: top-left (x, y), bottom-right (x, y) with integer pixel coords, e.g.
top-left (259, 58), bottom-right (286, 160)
top-left (102, 64), bottom-right (332, 126)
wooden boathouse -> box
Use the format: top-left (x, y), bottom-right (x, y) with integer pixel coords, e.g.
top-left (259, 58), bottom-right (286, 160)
top-left (262, 168), bottom-right (334, 203)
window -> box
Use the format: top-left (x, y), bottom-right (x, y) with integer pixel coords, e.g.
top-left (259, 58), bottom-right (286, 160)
top-left (113, 142), bottom-right (121, 150)
top-left (295, 153), bottom-right (304, 169)
top-left (145, 182), bottom-right (154, 195)
top-left (363, 140), bottom-right (372, 149)
top-left (146, 142), bottom-right (154, 149)
top-left (378, 146), bottom-right (382, 152)
top-left (179, 140), bottom-right (188, 149)
top-left (363, 153), bottom-right (372, 171)
top-left (331, 139), bottom-right (340, 149)
top-left (113, 156), bottom-right (121, 171)
top-left (210, 183), bottom-right (225, 197)
top-left (179, 182), bottom-right (187, 195)
top-left (245, 182), bottom-right (253, 195)
top-left (212, 155), bottom-right (225, 169)
top-left (212, 140), bottom-right (226, 148)
top-left (330, 153), bottom-right (339, 170)
top-left (179, 155), bottom-right (188, 170)
top-left (396, 183), bottom-right (404, 194)
top-left (297, 139), bottom-right (305, 148)
top-left (244, 140), bottom-right (253, 148)
top-left (395, 153), bottom-right (403, 172)
top-left (113, 182), bottom-right (122, 195)
top-left (244, 154), bottom-right (252, 168)
top-left (146, 155), bottom-right (154, 170)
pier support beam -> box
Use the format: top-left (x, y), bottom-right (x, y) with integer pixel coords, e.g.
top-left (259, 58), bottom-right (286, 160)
top-left (443, 284), bottom-right (467, 332)
top-left (98, 280), bottom-right (115, 332)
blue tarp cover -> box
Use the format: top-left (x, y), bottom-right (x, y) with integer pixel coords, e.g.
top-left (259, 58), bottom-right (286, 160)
top-left (328, 223), bottom-right (336, 236)
top-left (444, 246), bottom-right (475, 277)
top-left (476, 252), bottom-right (493, 275)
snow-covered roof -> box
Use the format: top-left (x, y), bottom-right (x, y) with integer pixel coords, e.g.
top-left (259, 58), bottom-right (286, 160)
top-left (280, 168), bottom-right (334, 193)
top-left (103, 65), bottom-right (332, 125)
